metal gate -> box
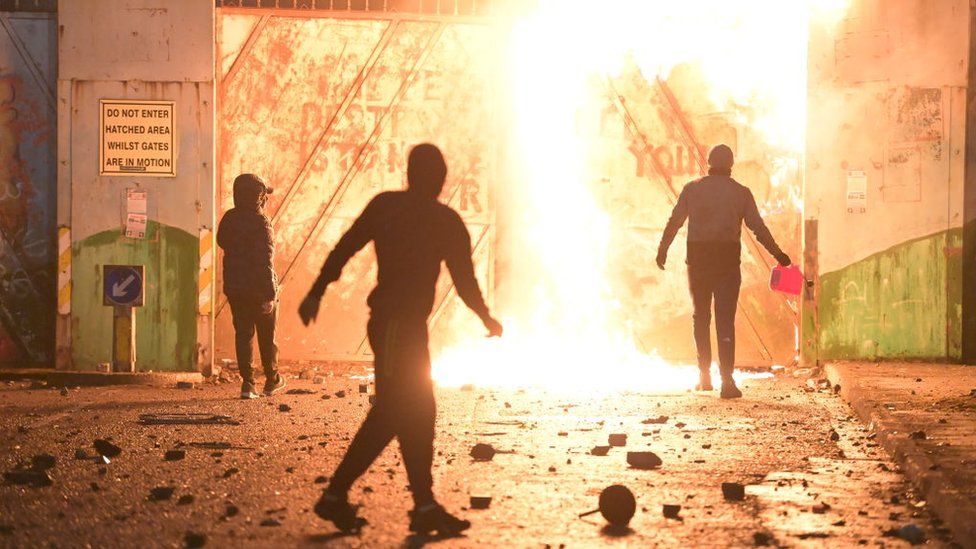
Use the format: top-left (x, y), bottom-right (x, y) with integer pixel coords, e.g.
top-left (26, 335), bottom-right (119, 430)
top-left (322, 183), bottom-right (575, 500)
top-left (0, 8), bottom-right (56, 365)
top-left (594, 62), bottom-right (802, 366)
top-left (216, 8), bottom-right (499, 362)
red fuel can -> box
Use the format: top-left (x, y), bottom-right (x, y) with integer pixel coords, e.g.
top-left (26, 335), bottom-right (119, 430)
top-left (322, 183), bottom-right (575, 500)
top-left (770, 265), bottom-right (804, 296)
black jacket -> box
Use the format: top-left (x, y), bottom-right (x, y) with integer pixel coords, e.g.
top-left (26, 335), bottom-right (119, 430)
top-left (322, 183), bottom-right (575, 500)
top-left (217, 184), bottom-right (278, 302)
top-left (658, 174), bottom-right (785, 267)
top-left (308, 190), bottom-right (490, 320)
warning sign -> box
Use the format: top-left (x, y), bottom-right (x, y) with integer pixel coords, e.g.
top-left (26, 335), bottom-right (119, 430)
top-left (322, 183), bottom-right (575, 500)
top-left (99, 100), bottom-right (176, 177)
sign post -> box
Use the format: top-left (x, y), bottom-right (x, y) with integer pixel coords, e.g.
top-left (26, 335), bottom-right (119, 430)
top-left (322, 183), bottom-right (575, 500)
top-left (103, 265), bottom-right (145, 373)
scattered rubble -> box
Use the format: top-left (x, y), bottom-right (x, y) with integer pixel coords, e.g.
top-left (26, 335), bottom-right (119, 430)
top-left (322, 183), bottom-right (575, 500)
top-left (148, 486), bottom-right (175, 501)
top-left (884, 524), bottom-right (926, 545)
top-left (184, 531), bottom-right (207, 548)
top-left (470, 495), bottom-right (492, 509)
top-left (164, 450), bottom-right (186, 461)
top-left (590, 446), bottom-right (611, 456)
top-left (642, 416), bottom-right (669, 425)
top-left (94, 439), bottom-right (122, 458)
top-left (721, 482), bottom-right (746, 502)
top-left (470, 443), bottom-right (496, 461)
top-left (626, 451), bottom-right (662, 470)
top-left (662, 504), bottom-right (681, 519)
top-left (608, 434), bottom-right (627, 447)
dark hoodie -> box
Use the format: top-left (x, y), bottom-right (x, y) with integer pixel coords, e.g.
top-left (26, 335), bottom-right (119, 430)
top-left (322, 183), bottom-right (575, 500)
top-left (217, 175), bottom-right (278, 302)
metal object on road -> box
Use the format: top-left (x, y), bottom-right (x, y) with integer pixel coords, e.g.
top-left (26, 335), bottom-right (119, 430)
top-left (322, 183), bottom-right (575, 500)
top-left (138, 413), bottom-right (241, 426)
top-left (102, 265), bottom-right (145, 373)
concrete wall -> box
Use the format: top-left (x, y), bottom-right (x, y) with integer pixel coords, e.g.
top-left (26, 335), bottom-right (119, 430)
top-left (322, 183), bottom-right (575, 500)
top-left (57, 0), bottom-right (214, 371)
top-left (804, 0), bottom-right (971, 362)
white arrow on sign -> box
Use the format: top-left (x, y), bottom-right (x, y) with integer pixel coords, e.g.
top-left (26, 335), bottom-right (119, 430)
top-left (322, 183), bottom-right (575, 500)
top-left (112, 274), bottom-right (137, 299)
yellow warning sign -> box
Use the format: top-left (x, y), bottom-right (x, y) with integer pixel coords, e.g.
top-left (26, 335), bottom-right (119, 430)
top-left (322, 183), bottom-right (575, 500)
top-left (99, 99), bottom-right (176, 177)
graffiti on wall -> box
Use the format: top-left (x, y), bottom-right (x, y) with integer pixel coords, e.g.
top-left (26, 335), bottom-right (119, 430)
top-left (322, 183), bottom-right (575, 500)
top-left (0, 54), bottom-right (56, 363)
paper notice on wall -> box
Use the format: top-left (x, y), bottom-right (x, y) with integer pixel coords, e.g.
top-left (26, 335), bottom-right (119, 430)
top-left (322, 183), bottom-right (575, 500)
top-left (126, 188), bottom-right (147, 214)
top-left (846, 170), bottom-right (867, 213)
top-left (125, 213), bottom-right (148, 239)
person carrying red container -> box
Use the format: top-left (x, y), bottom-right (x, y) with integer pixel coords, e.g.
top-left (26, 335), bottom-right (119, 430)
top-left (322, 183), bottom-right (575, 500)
top-left (656, 144), bottom-right (791, 398)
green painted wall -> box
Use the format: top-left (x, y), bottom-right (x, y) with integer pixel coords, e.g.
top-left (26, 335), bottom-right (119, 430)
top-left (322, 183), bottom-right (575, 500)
top-left (818, 229), bottom-right (962, 361)
top-left (71, 221), bottom-right (198, 371)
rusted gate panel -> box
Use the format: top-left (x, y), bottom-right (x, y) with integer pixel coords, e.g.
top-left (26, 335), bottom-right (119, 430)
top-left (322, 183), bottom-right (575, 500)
top-left (0, 11), bottom-right (56, 365)
top-left (598, 62), bottom-right (801, 366)
top-left (216, 11), bottom-right (496, 362)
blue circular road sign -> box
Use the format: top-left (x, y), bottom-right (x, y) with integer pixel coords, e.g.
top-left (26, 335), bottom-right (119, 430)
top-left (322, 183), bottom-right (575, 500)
top-left (104, 265), bottom-right (144, 306)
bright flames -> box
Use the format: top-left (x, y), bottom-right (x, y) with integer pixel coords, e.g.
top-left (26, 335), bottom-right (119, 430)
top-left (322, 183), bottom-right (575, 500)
top-left (432, 0), bottom-right (850, 391)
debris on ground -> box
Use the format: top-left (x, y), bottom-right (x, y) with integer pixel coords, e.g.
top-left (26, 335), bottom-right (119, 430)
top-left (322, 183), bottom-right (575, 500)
top-left (184, 531), bottom-right (207, 548)
top-left (884, 524), bottom-right (926, 545)
top-left (177, 494), bottom-right (195, 505)
top-left (608, 434), bottom-right (627, 447)
top-left (222, 468), bottom-right (239, 479)
top-left (284, 388), bottom-right (315, 395)
top-left (470, 495), bottom-right (492, 509)
top-left (31, 454), bottom-right (56, 471)
top-left (139, 413), bottom-right (240, 426)
top-left (721, 482), bottom-right (746, 502)
top-left (73, 449), bottom-right (91, 460)
top-left (358, 383), bottom-right (369, 394)
top-left (334, 390), bottom-right (346, 398)
top-left (164, 450), bottom-right (186, 461)
top-left (626, 451), bottom-right (662, 470)
top-left (3, 469), bottom-right (53, 487)
top-left (909, 431), bottom-right (926, 440)
top-left (753, 532), bottom-right (772, 546)
top-left (148, 486), bottom-right (175, 501)
top-left (662, 504), bottom-right (681, 519)
top-left (590, 446), bottom-right (611, 456)
top-left (642, 416), bottom-right (669, 425)
top-left (470, 443), bottom-right (497, 461)
top-left (278, 404), bottom-right (291, 413)
top-left (578, 485), bottom-right (636, 527)
top-left (176, 382), bottom-right (195, 389)
top-left (93, 439), bottom-right (122, 458)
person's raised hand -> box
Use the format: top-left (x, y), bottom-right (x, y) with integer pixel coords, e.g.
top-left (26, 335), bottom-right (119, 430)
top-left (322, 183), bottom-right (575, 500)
top-left (298, 293), bottom-right (320, 326)
top-left (775, 252), bottom-right (792, 267)
top-left (261, 301), bottom-right (274, 315)
top-left (483, 316), bottom-right (503, 338)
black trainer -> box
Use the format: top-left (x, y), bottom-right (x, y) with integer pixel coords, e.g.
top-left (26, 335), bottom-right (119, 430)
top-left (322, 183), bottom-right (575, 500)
top-left (720, 380), bottom-right (742, 399)
top-left (409, 503), bottom-right (471, 537)
top-left (695, 370), bottom-right (713, 391)
top-left (263, 374), bottom-right (286, 397)
top-left (314, 492), bottom-right (367, 534)
top-left (240, 381), bottom-right (258, 400)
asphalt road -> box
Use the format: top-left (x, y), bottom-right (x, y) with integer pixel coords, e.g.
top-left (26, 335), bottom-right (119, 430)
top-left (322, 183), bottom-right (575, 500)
top-left (0, 373), bottom-right (958, 548)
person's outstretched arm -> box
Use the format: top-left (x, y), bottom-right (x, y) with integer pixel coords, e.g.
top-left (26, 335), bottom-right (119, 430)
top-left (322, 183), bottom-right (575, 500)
top-left (299, 197), bottom-right (379, 325)
top-left (444, 213), bottom-right (503, 337)
top-left (743, 188), bottom-right (791, 266)
top-left (656, 186), bottom-right (690, 269)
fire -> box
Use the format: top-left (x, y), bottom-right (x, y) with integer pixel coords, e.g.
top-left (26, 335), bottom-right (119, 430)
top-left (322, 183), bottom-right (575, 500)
top-left (431, 0), bottom-right (850, 391)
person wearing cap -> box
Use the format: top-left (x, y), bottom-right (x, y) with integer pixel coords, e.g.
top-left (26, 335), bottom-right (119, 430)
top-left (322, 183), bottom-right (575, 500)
top-left (216, 173), bottom-right (286, 399)
top-left (298, 143), bottom-right (503, 537)
top-left (656, 144), bottom-right (791, 398)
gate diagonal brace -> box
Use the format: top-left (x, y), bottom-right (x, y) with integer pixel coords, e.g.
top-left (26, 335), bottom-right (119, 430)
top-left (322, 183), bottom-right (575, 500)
top-left (605, 75), bottom-right (775, 361)
top-left (278, 22), bottom-right (447, 288)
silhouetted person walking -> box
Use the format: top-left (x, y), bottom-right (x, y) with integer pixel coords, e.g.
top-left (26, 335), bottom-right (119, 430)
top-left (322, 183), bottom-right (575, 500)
top-left (656, 145), bottom-right (790, 398)
top-left (299, 144), bottom-right (503, 536)
top-left (217, 173), bottom-right (286, 399)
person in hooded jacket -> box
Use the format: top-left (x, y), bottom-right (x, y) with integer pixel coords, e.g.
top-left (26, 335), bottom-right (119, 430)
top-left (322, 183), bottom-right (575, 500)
top-left (657, 144), bottom-right (791, 398)
top-left (217, 173), bottom-right (286, 399)
top-left (298, 144), bottom-right (503, 537)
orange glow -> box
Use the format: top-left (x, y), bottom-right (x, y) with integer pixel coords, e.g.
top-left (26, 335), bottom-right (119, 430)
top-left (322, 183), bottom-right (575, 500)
top-left (432, 0), bottom-right (850, 391)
